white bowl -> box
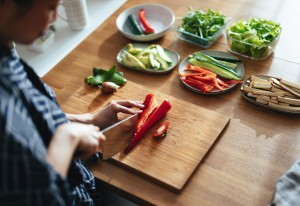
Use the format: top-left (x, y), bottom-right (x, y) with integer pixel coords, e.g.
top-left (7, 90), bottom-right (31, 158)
top-left (116, 4), bottom-right (175, 41)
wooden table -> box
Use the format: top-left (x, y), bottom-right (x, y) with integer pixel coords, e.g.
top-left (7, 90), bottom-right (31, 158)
top-left (43, 0), bottom-right (300, 205)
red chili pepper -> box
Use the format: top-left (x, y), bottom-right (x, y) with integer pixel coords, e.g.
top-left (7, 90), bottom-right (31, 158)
top-left (139, 9), bottom-right (155, 34)
top-left (124, 99), bottom-right (172, 154)
top-left (153, 121), bottom-right (170, 138)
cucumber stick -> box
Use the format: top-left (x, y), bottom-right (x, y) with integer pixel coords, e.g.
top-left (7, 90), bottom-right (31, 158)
top-left (189, 52), bottom-right (242, 80)
top-left (126, 14), bottom-right (144, 35)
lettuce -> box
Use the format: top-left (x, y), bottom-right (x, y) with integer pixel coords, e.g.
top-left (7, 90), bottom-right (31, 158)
top-left (227, 17), bottom-right (281, 59)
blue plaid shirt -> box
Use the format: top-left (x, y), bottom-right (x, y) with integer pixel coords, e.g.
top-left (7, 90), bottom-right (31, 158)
top-left (0, 45), bottom-right (102, 205)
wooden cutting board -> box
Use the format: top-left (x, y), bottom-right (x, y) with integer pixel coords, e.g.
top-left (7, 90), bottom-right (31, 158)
top-left (61, 81), bottom-right (230, 191)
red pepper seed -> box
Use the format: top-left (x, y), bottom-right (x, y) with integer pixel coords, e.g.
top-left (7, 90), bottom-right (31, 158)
top-left (156, 125), bottom-right (166, 134)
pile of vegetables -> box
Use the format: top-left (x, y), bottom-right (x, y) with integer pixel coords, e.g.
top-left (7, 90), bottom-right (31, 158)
top-left (178, 8), bottom-right (226, 40)
top-left (124, 93), bottom-right (172, 154)
top-left (227, 17), bottom-right (281, 59)
top-left (121, 43), bottom-right (172, 71)
top-left (85, 65), bottom-right (127, 94)
top-left (241, 75), bottom-right (300, 112)
top-left (180, 52), bottom-right (243, 93)
top-left (126, 9), bottom-right (155, 35)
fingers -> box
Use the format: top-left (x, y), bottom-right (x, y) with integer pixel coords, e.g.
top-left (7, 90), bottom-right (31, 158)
top-left (108, 100), bottom-right (144, 109)
top-left (107, 100), bottom-right (144, 114)
top-left (97, 132), bottom-right (106, 143)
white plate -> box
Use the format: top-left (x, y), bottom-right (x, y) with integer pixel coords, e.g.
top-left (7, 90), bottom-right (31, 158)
top-left (241, 75), bottom-right (300, 114)
top-left (179, 51), bottom-right (244, 94)
top-left (116, 4), bottom-right (175, 42)
top-left (117, 43), bottom-right (180, 74)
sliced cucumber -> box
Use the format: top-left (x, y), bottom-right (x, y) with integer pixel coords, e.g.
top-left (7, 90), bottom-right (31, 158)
top-left (217, 60), bottom-right (238, 70)
top-left (207, 55), bottom-right (241, 63)
top-left (189, 57), bottom-right (241, 80)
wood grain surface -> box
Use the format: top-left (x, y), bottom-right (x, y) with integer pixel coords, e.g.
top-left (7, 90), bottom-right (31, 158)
top-left (42, 0), bottom-right (300, 205)
top-left (61, 81), bottom-right (230, 191)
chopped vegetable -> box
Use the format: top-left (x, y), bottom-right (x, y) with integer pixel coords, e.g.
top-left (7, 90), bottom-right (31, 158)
top-left (134, 93), bottom-right (158, 136)
top-left (126, 14), bottom-right (144, 35)
top-left (153, 121), bottom-right (170, 138)
top-left (124, 97), bottom-right (172, 154)
top-left (139, 9), bottom-right (155, 34)
top-left (227, 17), bottom-right (281, 59)
top-left (121, 43), bottom-right (172, 71)
top-left (179, 8), bottom-right (226, 39)
top-left (180, 64), bottom-right (242, 93)
top-left (188, 52), bottom-right (242, 80)
top-left (241, 75), bottom-right (300, 112)
top-left (85, 65), bottom-right (127, 86)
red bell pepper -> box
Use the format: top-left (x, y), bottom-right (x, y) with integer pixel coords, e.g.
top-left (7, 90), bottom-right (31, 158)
top-left (124, 99), bottom-right (172, 154)
top-left (185, 64), bottom-right (217, 78)
top-left (182, 77), bottom-right (214, 92)
top-left (139, 9), bottom-right (155, 34)
top-left (134, 93), bottom-right (157, 134)
top-left (153, 121), bottom-right (170, 138)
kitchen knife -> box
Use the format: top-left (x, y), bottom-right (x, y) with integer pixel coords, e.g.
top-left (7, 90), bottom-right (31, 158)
top-left (100, 114), bottom-right (138, 160)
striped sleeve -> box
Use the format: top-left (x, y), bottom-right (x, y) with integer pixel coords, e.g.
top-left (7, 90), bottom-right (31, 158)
top-left (0, 92), bottom-right (72, 205)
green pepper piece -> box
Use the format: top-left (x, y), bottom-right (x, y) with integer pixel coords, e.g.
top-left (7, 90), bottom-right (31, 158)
top-left (93, 68), bottom-right (106, 76)
top-left (109, 73), bottom-right (127, 85)
top-left (85, 75), bottom-right (104, 86)
top-left (105, 65), bottom-right (116, 80)
top-left (86, 65), bottom-right (127, 86)
top-left (116, 71), bottom-right (124, 76)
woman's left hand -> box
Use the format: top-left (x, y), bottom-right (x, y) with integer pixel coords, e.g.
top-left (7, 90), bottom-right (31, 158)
top-left (91, 100), bottom-right (144, 129)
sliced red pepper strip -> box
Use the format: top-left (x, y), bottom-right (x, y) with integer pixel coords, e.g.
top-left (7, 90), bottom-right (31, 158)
top-left (134, 93), bottom-right (157, 135)
top-left (139, 9), bottom-right (155, 34)
top-left (153, 121), bottom-right (170, 138)
top-left (219, 78), bottom-right (244, 84)
top-left (212, 78), bottom-right (224, 90)
top-left (191, 75), bottom-right (214, 81)
top-left (216, 78), bottom-right (230, 88)
top-left (124, 99), bottom-right (172, 154)
top-left (185, 64), bottom-right (217, 78)
top-left (179, 72), bottom-right (205, 77)
top-left (182, 77), bottom-right (214, 92)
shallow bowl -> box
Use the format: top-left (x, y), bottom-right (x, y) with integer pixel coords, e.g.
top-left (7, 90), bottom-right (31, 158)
top-left (116, 4), bottom-right (175, 42)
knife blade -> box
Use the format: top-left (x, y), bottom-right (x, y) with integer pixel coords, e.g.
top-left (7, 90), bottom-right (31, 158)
top-left (100, 114), bottom-right (138, 160)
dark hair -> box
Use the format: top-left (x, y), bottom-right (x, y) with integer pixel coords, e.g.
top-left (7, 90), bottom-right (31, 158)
top-left (14, 0), bottom-right (35, 9)
top-left (0, 0), bottom-right (35, 6)
top-left (10, 0), bottom-right (36, 16)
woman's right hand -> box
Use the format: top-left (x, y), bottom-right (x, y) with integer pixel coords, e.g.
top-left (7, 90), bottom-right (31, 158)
top-left (61, 123), bottom-right (106, 159)
top-left (47, 122), bottom-right (106, 176)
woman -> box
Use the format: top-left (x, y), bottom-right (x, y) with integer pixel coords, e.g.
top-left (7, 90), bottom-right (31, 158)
top-left (0, 0), bottom-right (143, 205)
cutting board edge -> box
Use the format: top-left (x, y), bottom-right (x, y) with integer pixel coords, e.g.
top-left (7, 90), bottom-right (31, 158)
top-left (107, 157), bottom-right (184, 193)
top-left (178, 118), bottom-right (231, 190)
top-left (105, 117), bottom-right (231, 192)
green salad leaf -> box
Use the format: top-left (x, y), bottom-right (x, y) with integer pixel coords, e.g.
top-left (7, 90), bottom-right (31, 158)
top-left (227, 17), bottom-right (281, 59)
top-left (179, 8), bottom-right (226, 40)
